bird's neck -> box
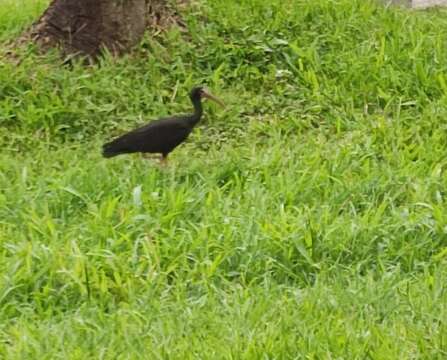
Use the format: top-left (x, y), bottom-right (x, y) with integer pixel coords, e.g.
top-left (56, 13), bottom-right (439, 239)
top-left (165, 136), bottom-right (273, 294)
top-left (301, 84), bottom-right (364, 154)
top-left (189, 97), bottom-right (203, 125)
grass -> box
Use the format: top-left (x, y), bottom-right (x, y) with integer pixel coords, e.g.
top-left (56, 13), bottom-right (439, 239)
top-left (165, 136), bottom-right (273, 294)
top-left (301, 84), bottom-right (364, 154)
top-left (1, 0), bottom-right (447, 357)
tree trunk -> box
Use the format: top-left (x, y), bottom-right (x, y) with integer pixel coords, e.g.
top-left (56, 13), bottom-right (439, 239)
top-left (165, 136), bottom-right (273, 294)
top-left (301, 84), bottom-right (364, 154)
top-left (27, 0), bottom-right (179, 58)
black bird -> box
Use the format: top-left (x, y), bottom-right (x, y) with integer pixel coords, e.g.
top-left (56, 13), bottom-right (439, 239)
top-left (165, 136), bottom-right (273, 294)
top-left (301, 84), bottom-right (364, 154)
top-left (102, 86), bottom-right (224, 164)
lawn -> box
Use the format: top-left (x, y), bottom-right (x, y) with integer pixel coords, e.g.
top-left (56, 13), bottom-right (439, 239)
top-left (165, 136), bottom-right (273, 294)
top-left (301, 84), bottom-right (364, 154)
top-left (1, 0), bottom-right (447, 358)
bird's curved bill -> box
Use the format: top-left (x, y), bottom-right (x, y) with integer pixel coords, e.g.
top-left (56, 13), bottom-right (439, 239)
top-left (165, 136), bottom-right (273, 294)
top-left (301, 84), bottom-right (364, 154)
top-left (202, 90), bottom-right (225, 107)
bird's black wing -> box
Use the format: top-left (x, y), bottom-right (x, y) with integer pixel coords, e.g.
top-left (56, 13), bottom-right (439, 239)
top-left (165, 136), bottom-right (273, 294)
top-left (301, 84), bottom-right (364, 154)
top-left (129, 116), bottom-right (183, 134)
top-left (103, 116), bottom-right (192, 157)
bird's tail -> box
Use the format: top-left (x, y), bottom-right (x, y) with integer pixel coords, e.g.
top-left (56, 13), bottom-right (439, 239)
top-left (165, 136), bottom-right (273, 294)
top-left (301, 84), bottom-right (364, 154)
top-left (102, 139), bottom-right (132, 158)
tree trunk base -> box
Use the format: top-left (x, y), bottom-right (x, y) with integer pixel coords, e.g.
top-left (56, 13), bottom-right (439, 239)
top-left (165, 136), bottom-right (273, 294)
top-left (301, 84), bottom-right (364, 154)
top-left (15, 0), bottom-right (186, 60)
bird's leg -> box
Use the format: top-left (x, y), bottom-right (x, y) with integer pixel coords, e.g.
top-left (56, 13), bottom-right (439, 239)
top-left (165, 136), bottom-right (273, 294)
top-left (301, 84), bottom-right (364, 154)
top-left (159, 155), bottom-right (168, 166)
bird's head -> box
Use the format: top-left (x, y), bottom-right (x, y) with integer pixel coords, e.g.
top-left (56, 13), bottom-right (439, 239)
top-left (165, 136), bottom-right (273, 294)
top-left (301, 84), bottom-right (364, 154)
top-left (190, 86), bottom-right (225, 107)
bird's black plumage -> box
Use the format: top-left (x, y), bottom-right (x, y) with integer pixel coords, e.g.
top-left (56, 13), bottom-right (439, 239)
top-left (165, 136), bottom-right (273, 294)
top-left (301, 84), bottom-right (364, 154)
top-left (102, 87), bottom-right (223, 161)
